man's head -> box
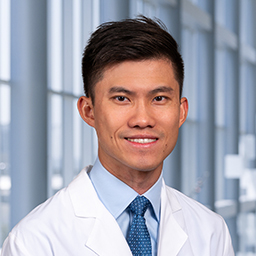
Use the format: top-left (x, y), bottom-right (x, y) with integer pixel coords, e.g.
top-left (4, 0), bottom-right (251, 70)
top-left (78, 16), bottom-right (188, 193)
top-left (82, 16), bottom-right (184, 104)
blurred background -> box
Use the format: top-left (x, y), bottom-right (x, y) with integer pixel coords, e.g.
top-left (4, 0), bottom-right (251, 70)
top-left (0, 0), bottom-right (256, 254)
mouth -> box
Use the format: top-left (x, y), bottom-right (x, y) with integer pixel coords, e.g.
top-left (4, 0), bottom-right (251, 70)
top-left (125, 138), bottom-right (158, 144)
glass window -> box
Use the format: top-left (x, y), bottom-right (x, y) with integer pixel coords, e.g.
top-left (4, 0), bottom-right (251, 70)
top-left (181, 27), bottom-right (200, 198)
top-left (216, 0), bottom-right (238, 34)
top-left (240, 62), bottom-right (256, 134)
top-left (241, 0), bottom-right (256, 47)
top-left (130, 0), bottom-right (157, 17)
top-left (0, 0), bottom-right (10, 81)
top-left (47, 0), bottom-right (99, 197)
top-left (188, 0), bottom-right (211, 13)
top-left (0, 0), bottom-right (10, 246)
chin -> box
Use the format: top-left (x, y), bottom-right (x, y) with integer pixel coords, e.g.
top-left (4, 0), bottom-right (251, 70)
top-left (128, 161), bottom-right (162, 173)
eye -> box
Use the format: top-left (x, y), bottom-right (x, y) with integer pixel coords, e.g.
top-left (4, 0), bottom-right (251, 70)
top-left (153, 96), bottom-right (166, 102)
top-left (114, 96), bottom-right (129, 102)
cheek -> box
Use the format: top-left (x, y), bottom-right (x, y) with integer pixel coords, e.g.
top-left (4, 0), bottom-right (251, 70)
top-left (161, 113), bottom-right (180, 143)
top-left (94, 110), bottom-right (125, 139)
top-left (161, 111), bottom-right (180, 129)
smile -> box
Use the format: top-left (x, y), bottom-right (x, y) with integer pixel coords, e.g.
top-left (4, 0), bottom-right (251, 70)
top-left (126, 138), bottom-right (157, 144)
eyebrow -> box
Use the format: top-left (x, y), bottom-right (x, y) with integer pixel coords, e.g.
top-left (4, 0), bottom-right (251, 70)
top-left (148, 86), bottom-right (174, 95)
top-left (108, 86), bottom-right (135, 95)
top-left (108, 85), bottom-right (174, 96)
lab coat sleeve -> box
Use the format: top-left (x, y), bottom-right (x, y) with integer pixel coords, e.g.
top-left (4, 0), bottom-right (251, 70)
top-left (222, 220), bottom-right (235, 256)
top-left (1, 232), bottom-right (30, 256)
top-left (209, 214), bottom-right (234, 255)
top-left (168, 186), bottom-right (235, 255)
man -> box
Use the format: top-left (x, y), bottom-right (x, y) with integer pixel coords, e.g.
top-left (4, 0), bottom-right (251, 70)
top-left (2, 16), bottom-right (234, 255)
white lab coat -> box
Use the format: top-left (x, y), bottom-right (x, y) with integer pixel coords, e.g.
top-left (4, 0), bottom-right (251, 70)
top-left (1, 166), bottom-right (234, 256)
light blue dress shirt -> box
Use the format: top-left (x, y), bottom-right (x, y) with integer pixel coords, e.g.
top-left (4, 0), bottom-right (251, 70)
top-left (88, 158), bottom-right (162, 256)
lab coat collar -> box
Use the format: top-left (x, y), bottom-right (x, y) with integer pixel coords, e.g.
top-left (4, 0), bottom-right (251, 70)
top-left (157, 180), bottom-right (188, 255)
top-left (68, 167), bottom-right (132, 256)
top-left (68, 167), bottom-right (189, 256)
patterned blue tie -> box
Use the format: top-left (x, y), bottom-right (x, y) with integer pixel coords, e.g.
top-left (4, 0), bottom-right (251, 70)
top-left (127, 196), bottom-right (152, 256)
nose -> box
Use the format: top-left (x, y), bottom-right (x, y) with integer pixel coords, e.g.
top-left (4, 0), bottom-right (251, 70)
top-left (127, 103), bottom-right (156, 129)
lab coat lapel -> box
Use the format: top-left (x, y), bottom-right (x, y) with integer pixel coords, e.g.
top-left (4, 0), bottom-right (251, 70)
top-left (68, 167), bottom-right (132, 256)
top-left (157, 181), bottom-right (188, 256)
top-left (86, 207), bottom-right (132, 256)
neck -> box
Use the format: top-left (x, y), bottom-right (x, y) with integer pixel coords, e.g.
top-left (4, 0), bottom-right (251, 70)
top-left (99, 159), bottom-right (162, 194)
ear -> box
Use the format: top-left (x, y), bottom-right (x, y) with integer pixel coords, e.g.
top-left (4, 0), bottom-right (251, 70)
top-left (179, 97), bottom-right (188, 128)
top-left (77, 96), bottom-right (95, 128)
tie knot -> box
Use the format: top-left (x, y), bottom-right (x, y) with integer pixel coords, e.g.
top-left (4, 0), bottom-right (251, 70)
top-left (128, 196), bottom-right (150, 216)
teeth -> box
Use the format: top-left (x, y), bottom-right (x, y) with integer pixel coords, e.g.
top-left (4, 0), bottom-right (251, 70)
top-left (127, 138), bottom-right (156, 143)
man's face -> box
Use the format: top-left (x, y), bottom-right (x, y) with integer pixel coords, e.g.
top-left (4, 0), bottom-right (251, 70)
top-left (78, 59), bottom-right (188, 184)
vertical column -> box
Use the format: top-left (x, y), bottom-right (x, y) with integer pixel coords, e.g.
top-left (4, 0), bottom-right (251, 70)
top-left (62, 0), bottom-right (74, 186)
top-left (10, 0), bottom-right (47, 227)
top-left (224, 0), bottom-right (241, 251)
top-left (197, 27), bottom-right (216, 210)
top-left (224, 49), bottom-right (240, 252)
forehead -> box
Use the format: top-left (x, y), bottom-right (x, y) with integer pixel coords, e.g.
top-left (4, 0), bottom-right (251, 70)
top-left (104, 58), bottom-right (174, 74)
top-left (96, 59), bottom-right (178, 92)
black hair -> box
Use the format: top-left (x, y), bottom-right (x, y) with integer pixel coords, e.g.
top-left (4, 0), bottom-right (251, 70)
top-left (82, 16), bottom-right (184, 104)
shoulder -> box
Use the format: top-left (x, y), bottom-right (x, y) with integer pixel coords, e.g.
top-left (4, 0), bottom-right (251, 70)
top-left (164, 185), bottom-right (229, 235)
top-left (165, 185), bottom-right (219, 216)
top-left (1, 187), bottom-right (70, 255)
top-left (163, 185), bottom-right (234, 255)
top-left (2, 167), bottom-right (93, 255)
top-left (11, 167), bottom-right (93, 231)
top-left (9, 186), bottom-right (73, 243)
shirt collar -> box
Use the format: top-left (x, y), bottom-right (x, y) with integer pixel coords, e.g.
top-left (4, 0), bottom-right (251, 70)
top-left (89, 157), bottom-right (162, 222)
